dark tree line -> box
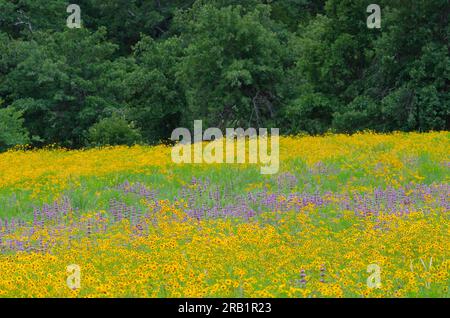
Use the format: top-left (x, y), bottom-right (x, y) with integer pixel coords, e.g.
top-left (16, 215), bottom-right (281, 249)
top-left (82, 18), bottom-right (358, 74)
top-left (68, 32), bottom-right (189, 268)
top-left (0, 0), bottom-right (448, 150)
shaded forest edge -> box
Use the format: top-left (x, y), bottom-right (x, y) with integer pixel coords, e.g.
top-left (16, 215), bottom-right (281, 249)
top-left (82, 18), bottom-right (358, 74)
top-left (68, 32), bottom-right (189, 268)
top-left (0, 0), bottom-right (448, 150)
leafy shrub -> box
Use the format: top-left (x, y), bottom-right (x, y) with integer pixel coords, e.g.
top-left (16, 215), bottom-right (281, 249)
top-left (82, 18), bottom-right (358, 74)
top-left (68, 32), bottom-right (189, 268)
top-left (87, 114), bottom-right (143, 147)
top-left (0, 106), bottom-right (30, 151)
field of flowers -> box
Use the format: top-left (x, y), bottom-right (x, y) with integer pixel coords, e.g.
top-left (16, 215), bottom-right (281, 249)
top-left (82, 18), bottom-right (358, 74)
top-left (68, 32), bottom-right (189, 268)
top-left (0, 132), bottom-right (448, 298)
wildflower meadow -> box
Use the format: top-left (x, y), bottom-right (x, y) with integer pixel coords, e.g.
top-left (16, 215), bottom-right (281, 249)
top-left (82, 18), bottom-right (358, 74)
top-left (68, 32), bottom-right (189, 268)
top-left (0, 132), bottom-right (448, 298)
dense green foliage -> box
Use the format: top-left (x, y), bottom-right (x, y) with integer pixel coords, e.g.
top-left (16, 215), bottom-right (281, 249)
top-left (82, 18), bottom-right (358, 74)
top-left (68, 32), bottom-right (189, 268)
top-left (87, 113), bottom-right (142, 147)
top-left (0, 0), bottom-right (448, 148)
top-left (0, 101), bottom-right (29, 150)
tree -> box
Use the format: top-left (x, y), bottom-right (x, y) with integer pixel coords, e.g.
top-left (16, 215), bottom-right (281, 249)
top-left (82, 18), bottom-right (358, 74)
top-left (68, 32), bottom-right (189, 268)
top-left (76, 0), bottom-right (195, 54)
top-left (124, 36), bottom-right (185, 144)
top-left (0, 28), bottom-right (131, 147)
top-left (175, 4), bottom-right (286, 129)
top-left (0, 105), bottom-right (30, 151)
top-left (0, 0), bottom-right (447, 149)
top-left (87, 113), bottom-right (142, 147)
top-left (366, 0), bottom-right (450, 131)
top-left (0, 0), bottom-right (67, 37)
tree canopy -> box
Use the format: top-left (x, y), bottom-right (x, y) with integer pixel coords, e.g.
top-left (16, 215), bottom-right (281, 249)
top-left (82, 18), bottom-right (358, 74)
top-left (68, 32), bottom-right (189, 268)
top-left (0, 0), bottom-right (448, 148)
